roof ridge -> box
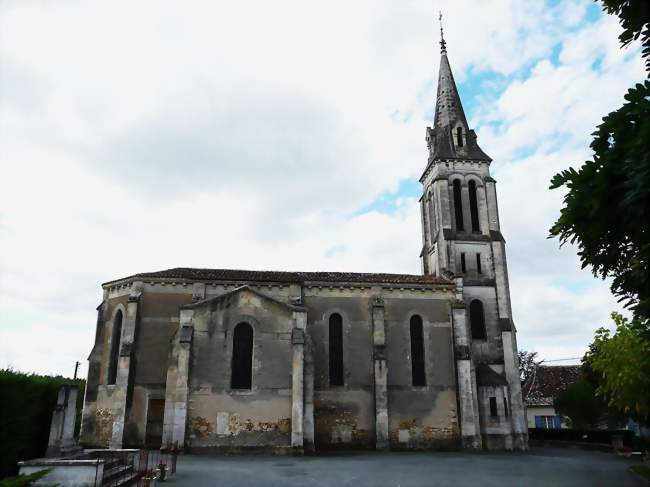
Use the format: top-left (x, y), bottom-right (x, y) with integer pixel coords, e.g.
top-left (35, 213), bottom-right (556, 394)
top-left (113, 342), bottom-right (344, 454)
top-left (102, 267), bottom-right (453, 287)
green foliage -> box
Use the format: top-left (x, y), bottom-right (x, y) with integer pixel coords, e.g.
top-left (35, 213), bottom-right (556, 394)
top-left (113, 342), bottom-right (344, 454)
top-left (549, 80), bottom-right (650, 323)
top-left (550, 2), bottom-right (650, 324)
top-left (528, 427), bottom-right (635, 444)
top-left (629, 465), bottom-right (650, 481)
top-left (599, 0), bottom-right (650, 72)
top-left (0, 369), bottom-right (85, 478)
top-left (553, 380), bottom-right (607, 428)
top-left (0, 468), bottom-right (58, 487)
top-left (585, 312), bottom-right (650, 422)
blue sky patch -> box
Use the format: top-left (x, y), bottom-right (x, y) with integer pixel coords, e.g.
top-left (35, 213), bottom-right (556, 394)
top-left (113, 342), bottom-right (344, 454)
top-left (353, 179), bottom-right (421, 216)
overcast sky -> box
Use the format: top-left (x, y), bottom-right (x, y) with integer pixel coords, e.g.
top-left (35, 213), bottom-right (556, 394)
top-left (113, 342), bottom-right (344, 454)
top-left (0, 0), bottom-right (644, 378)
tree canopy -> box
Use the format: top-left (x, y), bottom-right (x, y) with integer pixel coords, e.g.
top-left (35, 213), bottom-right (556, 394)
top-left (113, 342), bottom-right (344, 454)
top-left (584, 312), bottom-right (650, 422)
top-left (600, 0), bottom-right (650, 72)
top-left (550, 1), bottom-right (650, 425)
top-left (554, 380), bottom-right (607, 429)
top-left (549, 1), bottom-right (650, 324)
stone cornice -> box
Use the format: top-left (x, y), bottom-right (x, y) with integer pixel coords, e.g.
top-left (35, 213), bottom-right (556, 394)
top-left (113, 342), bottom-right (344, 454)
top-left (103, 276), bottom-right (456, 293)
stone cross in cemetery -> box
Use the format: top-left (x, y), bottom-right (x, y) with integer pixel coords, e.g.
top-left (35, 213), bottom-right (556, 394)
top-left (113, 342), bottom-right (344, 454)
top-left (46, 385), bottom-right (80, 457)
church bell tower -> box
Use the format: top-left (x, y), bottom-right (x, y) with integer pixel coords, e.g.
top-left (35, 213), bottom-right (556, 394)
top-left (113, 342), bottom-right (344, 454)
top-left (419, 22), bottom-right (528, 450)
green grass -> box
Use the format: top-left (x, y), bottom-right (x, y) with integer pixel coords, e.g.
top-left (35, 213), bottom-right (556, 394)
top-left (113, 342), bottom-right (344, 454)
top-left (629, 464), bottom-right (650, 481)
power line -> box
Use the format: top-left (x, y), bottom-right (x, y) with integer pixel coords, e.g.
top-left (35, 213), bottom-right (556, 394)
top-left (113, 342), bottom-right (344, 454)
top-left (540, 357), bottom-right (582, 363)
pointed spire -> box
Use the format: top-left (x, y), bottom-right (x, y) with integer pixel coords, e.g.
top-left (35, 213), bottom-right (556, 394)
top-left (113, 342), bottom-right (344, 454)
top-left (433, 44), bottom-right (468, 131)
top-left (426, 17), bottom-right (491, 162)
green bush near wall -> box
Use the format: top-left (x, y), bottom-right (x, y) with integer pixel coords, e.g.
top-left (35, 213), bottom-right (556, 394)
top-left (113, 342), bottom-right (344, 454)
top-left (0, 369), bottom-right (85, 478)
top-left (528, 427), bottom-right (635, 445)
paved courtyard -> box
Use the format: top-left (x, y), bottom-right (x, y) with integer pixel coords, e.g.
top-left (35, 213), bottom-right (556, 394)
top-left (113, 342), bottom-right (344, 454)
top-left (165, 447), bottom-right (643, 486)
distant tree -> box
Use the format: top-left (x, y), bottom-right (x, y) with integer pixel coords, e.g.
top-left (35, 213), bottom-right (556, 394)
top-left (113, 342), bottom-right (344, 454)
top-left (549, 1), bottom-right (650, 324)
top-left (584, 312), bottom-right (650, 423)
top-left (518, 350), bottom-right (540, 400)
top-left (554, 380), bottom-right (607, 429)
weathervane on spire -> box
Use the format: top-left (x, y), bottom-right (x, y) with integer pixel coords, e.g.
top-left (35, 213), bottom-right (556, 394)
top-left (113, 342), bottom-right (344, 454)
top-left (438, 10), bottom-right (447, 54)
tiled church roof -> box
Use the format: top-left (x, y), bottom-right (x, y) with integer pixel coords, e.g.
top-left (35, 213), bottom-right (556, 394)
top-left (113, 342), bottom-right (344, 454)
top-left (525, 365), bottom-right (582, 407)
top-left (103, 267), bottom-right (452, 286)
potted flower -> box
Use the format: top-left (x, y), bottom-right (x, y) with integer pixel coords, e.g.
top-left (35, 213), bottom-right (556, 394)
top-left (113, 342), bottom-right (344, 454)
top-left (157, 461), bottom-right (167, 482)
top-left (142, 468), bottom-right (158, 486)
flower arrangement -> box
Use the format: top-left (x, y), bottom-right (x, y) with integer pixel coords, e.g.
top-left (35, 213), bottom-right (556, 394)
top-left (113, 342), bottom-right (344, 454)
top-left (142, 468), bottom-right (158, 486)
top-left (157, 461), bottom-right (167, 481)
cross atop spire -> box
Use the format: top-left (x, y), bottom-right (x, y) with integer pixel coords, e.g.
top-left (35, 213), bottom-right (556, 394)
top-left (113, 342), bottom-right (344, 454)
top-left (439, 11), bottom-right (447, 54)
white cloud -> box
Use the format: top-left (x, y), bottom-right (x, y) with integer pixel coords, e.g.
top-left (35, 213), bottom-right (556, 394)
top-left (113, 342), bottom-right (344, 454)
top-left (0, 0), bottom-right (644, 375)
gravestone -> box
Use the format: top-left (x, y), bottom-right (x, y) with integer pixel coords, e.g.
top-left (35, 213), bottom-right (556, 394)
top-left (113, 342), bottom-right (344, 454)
top-left (46, 385), bottom-right (81, 457)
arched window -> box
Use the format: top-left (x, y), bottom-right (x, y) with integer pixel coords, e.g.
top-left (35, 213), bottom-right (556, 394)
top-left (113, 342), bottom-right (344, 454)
top-left (107, 310), bottom-right (122, 385)
top-left (453, 179), bottom-right (464, 231)
top-left (410, 315), bottom-right (426, 386)
top-left (468, 180), bottom-right (480, 233)
top-left (329, 313), bottom-right (344, 386)
top-left (470, 300), bottom-right (487, 340)
top-left (231, 322), bottom-right (254, 389)
top-left (456, 126), bottom-right (464, 147)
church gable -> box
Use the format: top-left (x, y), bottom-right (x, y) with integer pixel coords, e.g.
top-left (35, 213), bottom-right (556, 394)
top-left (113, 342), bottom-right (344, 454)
top-left (184, 284), bottom-right (304, 312)
top-left (187, 285), bottom-right (300, 336)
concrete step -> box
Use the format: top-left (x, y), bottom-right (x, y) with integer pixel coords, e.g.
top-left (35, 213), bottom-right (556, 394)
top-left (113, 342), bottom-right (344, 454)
top-left (103, 465), bottom-right (133, 483)
top-left (105, 471), bottom-right (140, 487)
top-left (61, 445), bottom-right (84, 456)
top-left (102, 458), bottom-right (121, 470)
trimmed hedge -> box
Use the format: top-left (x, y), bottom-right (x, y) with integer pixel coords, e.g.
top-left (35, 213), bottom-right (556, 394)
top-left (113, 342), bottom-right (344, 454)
top-left (0, 369), bottom-right (85, 478)
top-left (528, 427), bottom-right (636, 445)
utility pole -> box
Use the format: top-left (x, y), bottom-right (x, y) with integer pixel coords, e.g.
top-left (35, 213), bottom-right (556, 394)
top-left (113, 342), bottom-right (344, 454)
top-left (73, 361), bottom-right (80, 380)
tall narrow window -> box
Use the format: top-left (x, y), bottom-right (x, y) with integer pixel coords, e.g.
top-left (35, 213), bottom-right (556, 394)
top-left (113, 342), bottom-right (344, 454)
top-left (453, 179), bottom-right (464, 231)
top-left (460, 252), bottom-right (466, 273)
top-left (470, 299), bottom-right (487, 340)
top-left (429, 193), bottom-right (437, 237)
top-left (468, 180), bottom-right (480, 233)
top-left (456, 126), bottom-right (464, 147)
top-left (476, 253), bottom-right (482, 274)
top-left (489, 396), bottom-right (498, 417)
top-left (410, 315), bottom-right (426, 386)
top-left (107, 310), bottom-right (122, 385)
top-left (231, 322), bottom-right (254, 389)
top-left (423, 198), bottom-right (430, 244)
top-left (329, 313), bottom-right (344, 386)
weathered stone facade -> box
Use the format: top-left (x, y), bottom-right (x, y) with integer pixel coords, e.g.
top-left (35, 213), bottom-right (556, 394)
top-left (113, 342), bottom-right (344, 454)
top-left (80, 37), bottom-right (527, 453)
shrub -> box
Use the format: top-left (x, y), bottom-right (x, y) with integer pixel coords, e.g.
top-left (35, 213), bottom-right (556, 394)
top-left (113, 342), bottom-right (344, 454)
top-left (0, 369), bottom-right (84, 478)
top-left (528, 428), bottom-right (635, 445)
top-left (0, 468), bottom-right (57, 487)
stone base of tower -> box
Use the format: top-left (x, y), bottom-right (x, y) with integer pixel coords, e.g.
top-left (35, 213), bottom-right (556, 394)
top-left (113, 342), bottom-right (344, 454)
top-left (512, 433), bottom-right (528, 451)
top-left (461, 435), bottom-right (481, 451)
top-left (478, 432), bottom-right (528, 451)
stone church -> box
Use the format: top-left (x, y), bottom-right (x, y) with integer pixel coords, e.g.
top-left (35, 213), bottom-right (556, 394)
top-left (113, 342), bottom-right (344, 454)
top-left (80, 34), bottom-right (528, 453)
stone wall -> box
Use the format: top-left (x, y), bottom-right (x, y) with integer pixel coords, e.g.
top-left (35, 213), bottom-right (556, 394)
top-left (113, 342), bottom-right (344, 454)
top-left (82, 279), bottom-right (463, 452)
top-left (305, 289), bottom-right (459, 450)
top-left (185, 289), bottom-right (294, 449)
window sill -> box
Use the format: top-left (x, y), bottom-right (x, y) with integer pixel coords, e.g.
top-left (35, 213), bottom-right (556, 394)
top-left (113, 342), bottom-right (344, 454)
top-left (229, 389), bottom-right (255, 395)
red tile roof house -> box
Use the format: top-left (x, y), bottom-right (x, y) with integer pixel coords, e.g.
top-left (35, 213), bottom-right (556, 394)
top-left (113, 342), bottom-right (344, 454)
top-left (524, 365), bottom-right (582, 429)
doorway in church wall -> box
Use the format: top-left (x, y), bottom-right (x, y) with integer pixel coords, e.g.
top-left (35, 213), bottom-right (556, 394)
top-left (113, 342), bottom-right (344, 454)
top-left (145, 398), bottom-right (165, 448)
